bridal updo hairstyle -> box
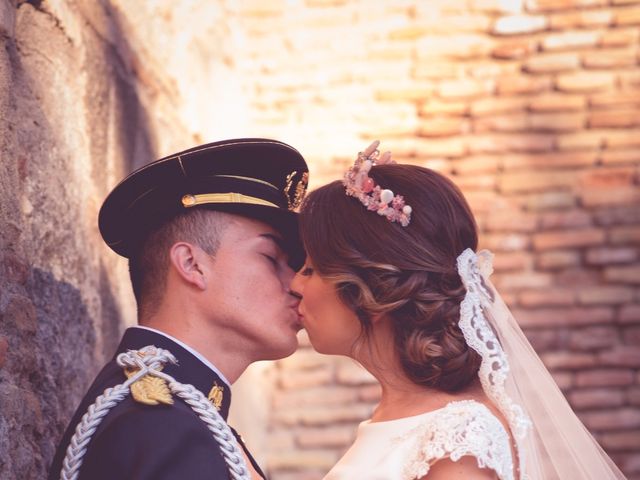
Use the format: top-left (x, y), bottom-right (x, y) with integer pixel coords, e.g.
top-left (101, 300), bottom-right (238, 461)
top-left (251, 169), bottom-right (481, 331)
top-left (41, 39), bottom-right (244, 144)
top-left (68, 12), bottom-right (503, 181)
top-left (299, 164), bottom-right (481, 392)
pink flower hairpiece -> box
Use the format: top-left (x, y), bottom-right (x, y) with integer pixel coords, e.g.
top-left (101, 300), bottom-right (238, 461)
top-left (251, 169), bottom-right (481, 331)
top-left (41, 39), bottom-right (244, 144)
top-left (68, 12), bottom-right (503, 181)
top-left (343, 140), bottom-right (412, 227)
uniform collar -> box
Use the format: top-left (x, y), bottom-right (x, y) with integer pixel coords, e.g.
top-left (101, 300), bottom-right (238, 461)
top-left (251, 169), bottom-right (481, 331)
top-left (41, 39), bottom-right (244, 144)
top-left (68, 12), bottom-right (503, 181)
top-left (116, 327), bottom-right (232, 420)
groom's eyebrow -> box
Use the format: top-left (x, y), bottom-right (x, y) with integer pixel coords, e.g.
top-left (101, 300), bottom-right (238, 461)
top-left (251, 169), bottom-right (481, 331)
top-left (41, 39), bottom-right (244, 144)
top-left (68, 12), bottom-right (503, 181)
top-left (259, 233), bottom-right (286, 254)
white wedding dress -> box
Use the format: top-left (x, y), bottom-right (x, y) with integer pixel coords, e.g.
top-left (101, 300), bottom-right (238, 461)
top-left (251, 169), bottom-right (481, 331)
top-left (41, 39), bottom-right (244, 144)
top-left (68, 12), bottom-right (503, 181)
top-left (324, 399), bottom-right (515, 480)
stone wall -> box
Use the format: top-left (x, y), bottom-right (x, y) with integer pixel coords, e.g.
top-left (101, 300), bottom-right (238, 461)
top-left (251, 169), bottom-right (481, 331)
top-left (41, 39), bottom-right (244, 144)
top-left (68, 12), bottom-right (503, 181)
top-left (0, 1), bottom-right (241, 477)
top-left (0, 0), bottom-right (638, 479)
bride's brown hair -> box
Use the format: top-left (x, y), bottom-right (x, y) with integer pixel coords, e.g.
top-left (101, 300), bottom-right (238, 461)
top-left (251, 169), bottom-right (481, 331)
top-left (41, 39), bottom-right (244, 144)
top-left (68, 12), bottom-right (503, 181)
top-left (299, 164), bottom-right (481, 392)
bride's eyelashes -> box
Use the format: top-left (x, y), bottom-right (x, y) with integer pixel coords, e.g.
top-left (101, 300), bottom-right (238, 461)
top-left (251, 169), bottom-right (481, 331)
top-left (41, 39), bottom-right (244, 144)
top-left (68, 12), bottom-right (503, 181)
top-left (299, 266), bottom-right (314, 276)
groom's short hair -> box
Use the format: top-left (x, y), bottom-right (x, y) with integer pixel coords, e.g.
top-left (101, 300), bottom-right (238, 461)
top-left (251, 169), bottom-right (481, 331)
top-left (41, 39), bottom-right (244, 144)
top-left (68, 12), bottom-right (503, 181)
top-left (128, 209), bottom-right (231, 319)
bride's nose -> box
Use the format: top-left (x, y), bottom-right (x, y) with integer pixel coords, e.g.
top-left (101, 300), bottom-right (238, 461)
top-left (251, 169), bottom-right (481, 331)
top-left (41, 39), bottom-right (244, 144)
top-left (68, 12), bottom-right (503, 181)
top-left (289, 271), bottom-right (304, 298)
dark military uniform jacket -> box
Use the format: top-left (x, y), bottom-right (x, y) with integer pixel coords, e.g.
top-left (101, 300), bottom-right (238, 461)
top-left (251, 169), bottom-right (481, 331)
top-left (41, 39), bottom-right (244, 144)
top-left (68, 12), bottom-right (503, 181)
top-left (48, 327), bottom-right (265, 480)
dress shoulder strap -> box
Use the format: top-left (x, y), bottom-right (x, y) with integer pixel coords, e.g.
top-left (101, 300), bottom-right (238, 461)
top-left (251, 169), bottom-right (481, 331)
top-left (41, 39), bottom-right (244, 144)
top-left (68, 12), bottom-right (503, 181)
top-left (398, 400), bottom-right (515, 480)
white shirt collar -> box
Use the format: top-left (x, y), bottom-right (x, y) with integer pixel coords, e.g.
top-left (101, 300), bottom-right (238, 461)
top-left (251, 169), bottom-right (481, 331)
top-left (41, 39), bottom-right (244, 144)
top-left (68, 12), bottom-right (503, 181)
top-left (131, 325), bottom-right (231, 388)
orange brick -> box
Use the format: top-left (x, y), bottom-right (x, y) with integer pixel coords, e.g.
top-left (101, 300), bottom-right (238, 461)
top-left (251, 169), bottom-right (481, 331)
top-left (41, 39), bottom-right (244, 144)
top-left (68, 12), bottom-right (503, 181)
top-left (474, 114), bottom-right (529, 133)
top-left (499, 170), bottom-right (576, 193)
top-left (593, 205), bottom-right (640, 226)
top-left (580, 166), bottom-right (636, 188)
top-left (529, 93), bottom-right (586, 111)
top-left (497, 75), bottom-right (551, 95)
top-left (590, 110), bottom-right (640, 128)
top-left (279, 367), bottom-right (333, 389)
top-left (466, 135), bottom-right (506, 154)
top-left (358, 384), bottom-right (381, 402)
top-left (598, 346), bottom-right (640, 368)
top-left (481, 233), bottom-right (531, 251)
top-left (599, 27), bottom-right (639, 47)
top-left (536, 250), bottom-right (581, 269)
top-left (376, 87), bottom-right (432, 102)
top-left (578, 286), bottom-right (635, 305)
top-left (419, 99), bottom-right (468, 116)
top-left (618, 71), bottom-right (640, 89)
top-left (506, 134), bottom-right (556, 152)
top-left (437, 78), bottom-right (493, 99)
top-left (526, 329), bottom-right (567, 351)
top-left (575, 369), bottom-right (635, 388)
top-left (519, 288), bottom-right (576, 307)
top-left (513, 306), bottom-right (614, 328)
top-left (533, 228), bottom-right (605, 250)
top-left (555, 132), bottom-right (603, 150)
top-left (540, 209), bottom-right (592, 229)
top-left (615, 6), bottom-right (640, 25)
top-left (493, 271), bottom-right (553, 290)
top-left (484, 210), bottom-right (539, 232)
top-left (492, 251), bottom-right (533, 271)
top-left (417, 34), bottom-right (494, 60)
top-left (456, 174), bottom-right (497, 191)
top-left (619, 304), bottom-right (640, 324)
top-left (501, 152), bottom-right (596, 170)
top-left (529, 113), bottom-right (585, 131)
top-left (296, 426), bottom-right (355, 448)
top-left (600, 149), bottom-right (640, 165)
top-left (604, 265), bottom-right (640, 284)
top-left (581, 408), bottom-right (640, 431)
top-left (586, 246), bottom-right (637, 264)
top-left (414, 61), bottom-right (465, 79)
top-left (470, 97), bottom-right (528, 116)
top-left (542, 30), bottom-right (600, 50)
top-left (471, 0), bottom-right (525, 13)
top-left (600, 431), bottom-right (640, 452)
top-left (469, 62), bottom-right (521, 78)
top-left (582, 49), bottom-right (637, 68)
top-left (492, 39), bottom-right (537, 59)
top-left (418, 117), bottom-right (467, 137)
top-left (556, 71), bottom-right (616, 92)
top-left (452, 155), bottom-right (500, 174)
top-left (549, 9), bottom-right (614, 29)
top-left (604, 130), bottom-right (640, 148)
top-left (542, 351), bottom-right (597, 369)
top-left (415, 138), bottom-right (467, 158)
top-left (527, 0), bottom-right (607, 11)
top-left (609, 226), bottom-right (640, 244)
top-left (492, 14), bottom-right (548, 35)
top-left (590, 92), bottom-right (640, 109)
top-left (523, 191), bottom-right (576, 210)
top-left (570, 388), bottom-right (625, 410)
top-left (580, 186), bottom-right (640, 207)
top-left (524, 52), bottom-right (581, 73)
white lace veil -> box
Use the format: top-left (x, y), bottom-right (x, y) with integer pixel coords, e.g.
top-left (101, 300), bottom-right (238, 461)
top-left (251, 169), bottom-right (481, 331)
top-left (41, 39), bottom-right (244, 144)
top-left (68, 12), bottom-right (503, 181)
top-left (457, 248), bottom-right (627, 480)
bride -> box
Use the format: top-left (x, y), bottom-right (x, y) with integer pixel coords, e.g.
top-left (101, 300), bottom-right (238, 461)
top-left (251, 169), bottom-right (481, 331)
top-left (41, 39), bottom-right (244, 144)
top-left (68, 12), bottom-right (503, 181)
top-left (290, 141), bottom-right (626, 480)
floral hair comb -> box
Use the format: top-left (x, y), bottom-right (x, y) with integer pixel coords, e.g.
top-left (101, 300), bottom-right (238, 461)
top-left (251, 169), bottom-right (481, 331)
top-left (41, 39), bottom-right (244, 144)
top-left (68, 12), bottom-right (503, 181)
top-left (343, 141), bottom-right (412, 227)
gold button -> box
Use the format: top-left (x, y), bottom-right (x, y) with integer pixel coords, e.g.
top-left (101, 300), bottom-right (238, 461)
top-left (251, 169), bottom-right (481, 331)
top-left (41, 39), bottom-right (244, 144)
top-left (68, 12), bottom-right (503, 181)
top-left (182, 194), bottom-right (197, 207)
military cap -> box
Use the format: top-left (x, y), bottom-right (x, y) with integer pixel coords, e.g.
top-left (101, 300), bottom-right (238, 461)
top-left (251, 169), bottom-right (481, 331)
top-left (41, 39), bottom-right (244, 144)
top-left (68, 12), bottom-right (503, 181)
top-left (98, 138), bottom-right (309, 268)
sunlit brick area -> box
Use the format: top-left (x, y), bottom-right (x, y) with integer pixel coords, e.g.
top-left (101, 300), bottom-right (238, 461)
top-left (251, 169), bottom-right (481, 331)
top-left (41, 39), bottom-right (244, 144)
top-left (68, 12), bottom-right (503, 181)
top-left (226, 2), bottom-right (640, 479)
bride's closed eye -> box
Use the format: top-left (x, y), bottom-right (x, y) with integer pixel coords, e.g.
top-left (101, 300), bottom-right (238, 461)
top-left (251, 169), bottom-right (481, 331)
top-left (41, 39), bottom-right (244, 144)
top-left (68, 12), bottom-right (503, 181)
top-left (299, 266), bottom-right (314, 276)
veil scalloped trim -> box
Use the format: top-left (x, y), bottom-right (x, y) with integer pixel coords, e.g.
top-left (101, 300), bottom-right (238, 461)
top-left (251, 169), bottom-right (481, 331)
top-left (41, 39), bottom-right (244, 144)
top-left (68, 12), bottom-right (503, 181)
top-left (456, 248), bottom-right (627, 480)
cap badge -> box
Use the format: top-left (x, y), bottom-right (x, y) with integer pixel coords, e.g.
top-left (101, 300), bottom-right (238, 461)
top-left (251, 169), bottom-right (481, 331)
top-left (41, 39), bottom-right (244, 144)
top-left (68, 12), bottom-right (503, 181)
top-left (284, 171), bottom-right (309, 211)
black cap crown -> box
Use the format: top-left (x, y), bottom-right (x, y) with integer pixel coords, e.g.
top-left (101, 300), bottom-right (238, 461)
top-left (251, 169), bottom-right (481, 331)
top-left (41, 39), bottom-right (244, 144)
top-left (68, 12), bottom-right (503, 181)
top-left (98, 138), bottom-right (309, 268)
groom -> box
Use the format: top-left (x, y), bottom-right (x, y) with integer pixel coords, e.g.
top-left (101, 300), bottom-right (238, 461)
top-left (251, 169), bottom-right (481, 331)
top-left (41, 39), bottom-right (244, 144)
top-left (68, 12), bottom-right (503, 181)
top-left (48, 138), bottom-right (309, 479)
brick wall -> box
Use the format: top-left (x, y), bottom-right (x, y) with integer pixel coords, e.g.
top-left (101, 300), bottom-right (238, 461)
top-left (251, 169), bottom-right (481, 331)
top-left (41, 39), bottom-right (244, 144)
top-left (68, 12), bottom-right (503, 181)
top-left (228, 1), bottom-right (640, 479)
top-left (1, 1), bottom-right (638, 478)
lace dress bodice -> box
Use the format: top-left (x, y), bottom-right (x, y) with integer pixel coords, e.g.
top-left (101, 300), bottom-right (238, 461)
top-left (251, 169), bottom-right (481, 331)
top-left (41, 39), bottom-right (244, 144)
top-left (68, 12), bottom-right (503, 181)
top-left (323, 400), bottom-right (515, 480)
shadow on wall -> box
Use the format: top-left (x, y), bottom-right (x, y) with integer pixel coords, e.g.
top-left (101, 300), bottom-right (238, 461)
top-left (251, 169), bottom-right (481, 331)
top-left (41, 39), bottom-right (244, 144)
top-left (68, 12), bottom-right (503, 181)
top-left (0, 1), bottom-right (157, 478)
